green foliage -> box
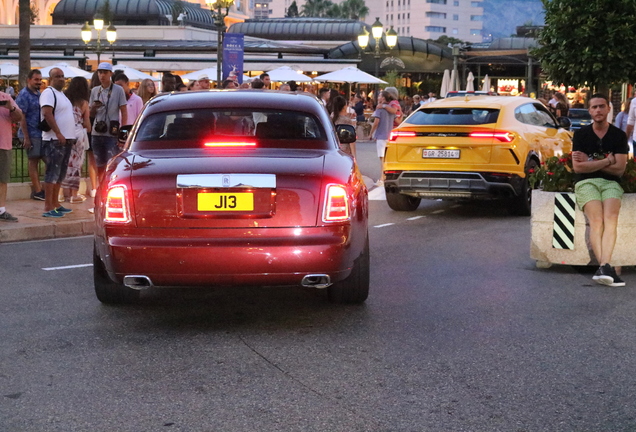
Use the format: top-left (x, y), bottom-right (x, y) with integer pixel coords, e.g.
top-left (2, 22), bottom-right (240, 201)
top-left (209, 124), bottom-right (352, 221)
top-left (286, 1), bottom-right (299, 17)
top-left (29, 2), bottom-right (38, 24)
top-left (533, 0), bottom-right (636, 89)
top-left (382, 70), bottom-right (406, 95)
top-left (171, 0), bottom-right (185, 25)
top-left (621, 159), bottom-right (636, 193)
top-left (301, 0), bottom-right (369, 19)
top-left (99, 0), bottom-right (114, 26)
top-left (529, 154), bottom-right (574, 192)
top-left (431, 35), bottom-right (466, 46)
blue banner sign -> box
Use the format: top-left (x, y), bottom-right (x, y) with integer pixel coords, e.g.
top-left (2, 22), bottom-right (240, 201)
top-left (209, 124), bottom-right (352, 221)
top-left (223, 33), bottom-right (244, 84)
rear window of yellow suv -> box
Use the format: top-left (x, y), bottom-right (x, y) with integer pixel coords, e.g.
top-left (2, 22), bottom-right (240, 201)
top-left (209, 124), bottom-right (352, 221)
top-left (407, 108), bottom-right (500, 125)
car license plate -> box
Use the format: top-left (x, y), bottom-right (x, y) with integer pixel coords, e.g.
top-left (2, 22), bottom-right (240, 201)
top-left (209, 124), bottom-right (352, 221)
top-left (197, 193), bottom-right (254, 211)
top-left (422, 149), bottom-right (460, 159)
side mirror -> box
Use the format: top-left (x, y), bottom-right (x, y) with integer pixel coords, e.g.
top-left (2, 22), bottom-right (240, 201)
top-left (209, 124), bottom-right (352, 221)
top-left (119, 125), bottom-right (133, 144)
top-left (557, 116), bottom-right (571, 130)
top-left (336, 124), bottom-right (356, 144)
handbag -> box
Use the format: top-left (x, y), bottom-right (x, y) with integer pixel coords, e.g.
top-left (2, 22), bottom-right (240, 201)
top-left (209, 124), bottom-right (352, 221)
top-left (38, 89), bottom-right (57, 132)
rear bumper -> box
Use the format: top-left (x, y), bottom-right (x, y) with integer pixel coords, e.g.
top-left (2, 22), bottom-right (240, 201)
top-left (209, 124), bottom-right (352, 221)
top-left (96, 225), bottom-right (360, 287)
top-left (384, 171), bottom-right (523, 200)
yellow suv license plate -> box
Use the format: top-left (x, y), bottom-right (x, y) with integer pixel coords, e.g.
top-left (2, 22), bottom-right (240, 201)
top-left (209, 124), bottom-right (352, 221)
top-left (423, 149), bottom-right (460, 159)
top-left (197, 193), bottom-right (254, 211)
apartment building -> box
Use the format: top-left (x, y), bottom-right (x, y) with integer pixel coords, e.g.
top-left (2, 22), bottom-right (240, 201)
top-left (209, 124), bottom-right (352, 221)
top-left (266, 0), bottom-right (482, 43)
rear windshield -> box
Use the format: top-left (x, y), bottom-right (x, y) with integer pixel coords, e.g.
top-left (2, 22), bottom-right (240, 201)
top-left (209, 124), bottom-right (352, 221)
top-left (568, 109), bottom-right (591, 119)
top-left (133, 109), bottom-right (327, 149)
top-left (407, 108), bottom-right (500, 125)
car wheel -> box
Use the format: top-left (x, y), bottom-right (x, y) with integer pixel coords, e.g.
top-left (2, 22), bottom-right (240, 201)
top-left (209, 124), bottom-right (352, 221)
top-left (93, 244), bottom-right (140, 304)
top-left (509, 160), bottom-right (538, 216)
top-left (386, 191), bottom-right (421, 211)
top-left (328, 237), bottom-right (370, 304)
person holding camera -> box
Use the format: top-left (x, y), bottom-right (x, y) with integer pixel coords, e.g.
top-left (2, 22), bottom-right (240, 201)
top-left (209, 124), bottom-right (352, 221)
top-left (0, 89), bottom-right (23, 222)
top-left (89, 62), bottom-right (127, 179)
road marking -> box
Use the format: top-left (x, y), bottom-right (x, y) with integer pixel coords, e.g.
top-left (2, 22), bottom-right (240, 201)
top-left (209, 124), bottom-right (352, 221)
top-left (406, 216), bottom-right (425, 220)
top-left (374, 223), bottom-right (395, 228)
top-left (431, 210), bottom-right (445, 214)
top-left (42, 264), bottom-right (93, 271)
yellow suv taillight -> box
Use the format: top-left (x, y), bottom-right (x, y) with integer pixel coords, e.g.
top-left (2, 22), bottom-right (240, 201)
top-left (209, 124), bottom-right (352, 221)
top-left (104, 185), bottom-right (131, 223)
top-left (469, 130), bottom-right (515, 142)
top-left (323, 184), bottom-right (350, 222)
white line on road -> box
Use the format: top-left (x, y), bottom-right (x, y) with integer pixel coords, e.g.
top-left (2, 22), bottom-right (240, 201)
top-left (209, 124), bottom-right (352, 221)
top-left (374, 223), bottom-right (395, 228)
top-left (431, 210), bottom-right (445, 214)
top-left (406, 216), bottom-right (425, 221)
top-left (42, 264), bottom-right (93, 271)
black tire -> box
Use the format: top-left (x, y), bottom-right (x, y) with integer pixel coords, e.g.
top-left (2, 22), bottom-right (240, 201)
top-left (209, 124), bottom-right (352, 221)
top-left (386, 191), bottom-right (421, 212)
top-left (328, 237), bottom-right (370, 304)
top-left (93, 245), bottom-right (140, 304)
top-left (509, 159), bottom-right (538, 216)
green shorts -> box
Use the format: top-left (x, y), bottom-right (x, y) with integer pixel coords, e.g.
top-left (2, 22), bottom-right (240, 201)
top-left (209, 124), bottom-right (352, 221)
top-left (575, 178), bottom-right (624, 210)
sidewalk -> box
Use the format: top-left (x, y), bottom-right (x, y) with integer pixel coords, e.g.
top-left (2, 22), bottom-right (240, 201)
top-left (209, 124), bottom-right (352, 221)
top-left (1, 176), bottom-right (378, 243)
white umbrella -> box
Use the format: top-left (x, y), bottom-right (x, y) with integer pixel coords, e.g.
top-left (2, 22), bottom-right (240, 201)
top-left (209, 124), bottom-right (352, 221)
top-left (440, 69), bottom-right (450, 98)
top-left (449, 69), bottom-right (458, 92)
top-left (266, 66), bottom-right (313, 83)
top-left (466, 71), bottom-right (475, 92)
top-left (111, 64), bottom-right (159, 82)
top-left (0, 62), bottom-right (19, 78)
top-left (181, 67), bottom-right (219, 81)
top-left (314, 66), bottom-right (387, 84)
top-left (481, 74), bottom-right (491, 92)
top-left (40, 63), bottom-right (91, 79)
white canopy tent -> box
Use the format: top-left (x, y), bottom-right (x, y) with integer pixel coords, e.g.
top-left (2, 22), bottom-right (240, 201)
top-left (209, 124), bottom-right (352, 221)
top-left (314, 67), bottom-right (387, 84)
top-left (181, 67), bottom-right (253, 83)
top-left (481, 74), bottom-right (491, 92)
top-left (39, 63), bottom-right (91, 79)
top-left (266, 66), bottom-right (313, 83)
top-left (440, 69), bottom-right (451, 98)
top-left (466, 72), bottom-right (475, 92)
top-left (0, 62), bottom-right (19, 78)
top-left (112, 64), bottom-right (159, 82)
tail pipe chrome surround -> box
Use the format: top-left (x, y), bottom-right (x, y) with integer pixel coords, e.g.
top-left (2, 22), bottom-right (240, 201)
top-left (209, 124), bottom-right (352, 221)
top-left (123, 275), bottom-right (153, 290)
top-left (301, 274), bottom-right (332, 289)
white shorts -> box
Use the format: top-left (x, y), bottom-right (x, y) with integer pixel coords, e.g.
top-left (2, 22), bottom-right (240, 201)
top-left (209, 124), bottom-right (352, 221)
top-left (376, 139), bottom-right (388, 158)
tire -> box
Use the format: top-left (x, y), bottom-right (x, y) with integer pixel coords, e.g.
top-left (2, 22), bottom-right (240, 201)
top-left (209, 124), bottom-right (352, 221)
top-left (386, 191), bottom-right (421, 212)
top-left (509, 159), bottom-right (538, 216)
top-left (93, 245), bottom-right (140, 304)
top-left (328, 237), bottom-right (370, 304)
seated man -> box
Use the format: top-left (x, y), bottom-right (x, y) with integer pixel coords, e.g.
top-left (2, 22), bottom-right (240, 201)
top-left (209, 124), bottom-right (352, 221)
top-left (572, 93), bottom-right (628, 287)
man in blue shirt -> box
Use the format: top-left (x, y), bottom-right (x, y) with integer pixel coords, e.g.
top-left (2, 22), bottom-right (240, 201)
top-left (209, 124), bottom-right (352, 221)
top-left (16, 69), bottom-right (45, 200)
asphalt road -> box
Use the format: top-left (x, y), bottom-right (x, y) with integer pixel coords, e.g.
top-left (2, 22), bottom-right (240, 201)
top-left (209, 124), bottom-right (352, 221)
top-left (1, 142), bottom-right (636, 431)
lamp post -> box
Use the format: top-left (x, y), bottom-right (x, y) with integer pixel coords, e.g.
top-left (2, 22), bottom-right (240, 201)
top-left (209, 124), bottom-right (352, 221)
top-left (205, 0), bottom-right (235, 88)
top-left (81, 14), bottom-right (117, 67)
top-left (358, 18), bottom-right (398, 101)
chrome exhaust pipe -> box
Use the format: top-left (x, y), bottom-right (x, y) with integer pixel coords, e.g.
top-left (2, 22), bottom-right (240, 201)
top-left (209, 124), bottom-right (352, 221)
top-left (301, 274), bottom-right (332, 289)
top-left (123, 275), bottom-right (153, 290)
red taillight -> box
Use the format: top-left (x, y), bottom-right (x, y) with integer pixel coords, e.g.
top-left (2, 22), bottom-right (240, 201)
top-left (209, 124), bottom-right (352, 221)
top-left (389, 130), bottom-right (417, 141)
top-left (323, 184), bottom-right (350, 222)
top-left (104, 186), bottom-right (131, 223)
top-left (204, 142), bottom-right (256, 147)
top-left (469, 131), bottom-right (514, 142)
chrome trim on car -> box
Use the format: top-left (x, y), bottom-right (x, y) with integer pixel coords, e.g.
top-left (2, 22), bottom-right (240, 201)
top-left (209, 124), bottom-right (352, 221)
top-left (176, 174), bottom-right (276, 189)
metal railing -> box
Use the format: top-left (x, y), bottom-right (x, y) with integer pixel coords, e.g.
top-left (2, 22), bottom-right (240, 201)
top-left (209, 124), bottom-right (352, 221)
top-left (10, 138), bottom-right (88, 183)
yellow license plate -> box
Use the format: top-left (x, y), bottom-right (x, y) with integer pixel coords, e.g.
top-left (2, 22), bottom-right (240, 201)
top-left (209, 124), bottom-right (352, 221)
top-left (197, 193), bottom-right (254, 211)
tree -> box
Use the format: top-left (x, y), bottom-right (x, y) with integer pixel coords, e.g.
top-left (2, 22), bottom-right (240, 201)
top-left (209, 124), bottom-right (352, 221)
top-left (171, 0), bottom-right (185, 25)
top-left (431, 35), bottom-right (466, 46)
top-left (341, 0), bottom-right (369, 20)
top-left (286, 1), bottom-right (299, 17)
top-left (99, 0), bottom-right (114, 26)
top-left (18, 0), bottom-right (30, 89)
top-left (533, 0), bottom-right (636, 94)
top-left (301, 0), bottom-right (334, 17)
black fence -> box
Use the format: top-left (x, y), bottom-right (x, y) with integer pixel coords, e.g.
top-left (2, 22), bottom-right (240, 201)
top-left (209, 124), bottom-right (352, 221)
top-left (9, 138), bottom-right (88, 183)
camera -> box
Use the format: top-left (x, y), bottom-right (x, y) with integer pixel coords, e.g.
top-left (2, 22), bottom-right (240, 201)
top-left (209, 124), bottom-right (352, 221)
top-left (95, 121), bottom-right (107, 133)
top-left (0, 100), bottom-right (7, 106)
top-left (109, 121), bottom-right (120, 136)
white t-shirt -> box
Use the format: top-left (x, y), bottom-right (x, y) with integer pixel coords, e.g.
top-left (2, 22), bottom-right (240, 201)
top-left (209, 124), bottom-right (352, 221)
top-left (40, 87), bottom-right (76, 141)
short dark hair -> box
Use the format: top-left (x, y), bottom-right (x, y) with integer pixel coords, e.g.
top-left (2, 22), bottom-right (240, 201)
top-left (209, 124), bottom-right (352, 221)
top-left (319, 88), bottom-right (329, 97)
top-left (287, 80), bottom-right (298, 91)
top-left (590, 93), bottom-right (609, 104)
top-left (162, 72), bottom-right (175, 83)
top-left (222, 79), bottom-right (236, 89)
top-left (250, 78), bottom-right (264, 89)
top-left (27, 69), bottom-right (42, 79)
top-left (259, 73), bottom-right (269, 80)
top-left (113, 73), bottom-right (129, 84)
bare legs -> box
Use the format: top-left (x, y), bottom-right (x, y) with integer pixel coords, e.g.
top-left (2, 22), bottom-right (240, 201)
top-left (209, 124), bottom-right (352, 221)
top-left (583, 198), bottom-right (621, 265)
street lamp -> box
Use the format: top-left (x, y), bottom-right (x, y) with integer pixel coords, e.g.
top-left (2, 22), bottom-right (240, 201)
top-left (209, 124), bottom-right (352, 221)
top-left (81, 14), bottom-right (117, 67)
top-left (358, 18), bottom-right (398, 101)
top-left (205, 0), bottom-right (235, 87)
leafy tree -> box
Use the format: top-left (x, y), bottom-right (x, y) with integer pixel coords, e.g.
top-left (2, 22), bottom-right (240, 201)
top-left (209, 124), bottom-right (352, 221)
top-left (18, 0), bottom-right (31, 89)
top-left (341, 0), bottom-right (369, 20)
top-left (301, 0), bottom-right (369, 19)
top-left (325, 3), bottom-right (342, 17)
top-left (533, 0), bottom-right (636, 93)
top-left (99, 0), bottom-right (114, 26)
top-left (431, 35), bottom-right (466, 46)
top-left (286, 1), bottom-right (299, 17)
top-left (172, 0), bottom-right (185, 25)
top-left (29, 2), bottom-right (38, 24)
top-left (301, 0), bottom-right (334, 17)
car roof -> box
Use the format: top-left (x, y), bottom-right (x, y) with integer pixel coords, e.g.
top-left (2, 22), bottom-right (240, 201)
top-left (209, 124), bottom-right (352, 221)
top-left (144, 89), bottom-right (326, 116)
top-left (426, 96), bottom-right (538, 109)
